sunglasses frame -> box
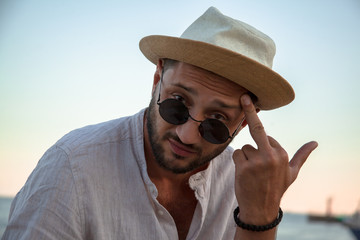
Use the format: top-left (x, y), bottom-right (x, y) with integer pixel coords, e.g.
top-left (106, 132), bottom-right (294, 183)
top-left (156, 68), bottom-right (245, 144)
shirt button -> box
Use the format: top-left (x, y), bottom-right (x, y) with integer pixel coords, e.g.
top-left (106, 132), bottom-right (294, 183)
top-left (158, 210), bottom-right (164, 216)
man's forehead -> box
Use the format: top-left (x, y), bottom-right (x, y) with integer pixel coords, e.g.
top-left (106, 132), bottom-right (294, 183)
top-left (168, 61), bottom-right (248, 92)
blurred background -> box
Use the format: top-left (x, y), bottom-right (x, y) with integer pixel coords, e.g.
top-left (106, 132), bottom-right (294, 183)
top-left (1, 0), bottom-right (359, 239)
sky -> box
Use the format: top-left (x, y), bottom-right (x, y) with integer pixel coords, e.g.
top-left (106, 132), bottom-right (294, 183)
top-left (0, 0), bottom-right (359, 215)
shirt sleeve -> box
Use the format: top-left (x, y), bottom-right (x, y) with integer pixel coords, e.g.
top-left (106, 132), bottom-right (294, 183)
top-left (2, 145), bottom-right (83, 240)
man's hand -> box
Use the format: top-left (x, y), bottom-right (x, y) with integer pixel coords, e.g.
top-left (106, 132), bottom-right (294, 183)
top-left (233, 94), bottom-right (318, 225)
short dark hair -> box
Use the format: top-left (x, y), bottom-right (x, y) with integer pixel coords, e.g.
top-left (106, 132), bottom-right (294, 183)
top-left (247, 92), bottom-right (258, 105)
top-left (163, 58), bottom-right (179, 72)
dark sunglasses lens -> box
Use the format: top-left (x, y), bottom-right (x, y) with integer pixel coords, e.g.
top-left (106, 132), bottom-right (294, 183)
top-left (199, 119), bottom-right (230, 144)
top-left (159, 99), bottom-right (188, 125)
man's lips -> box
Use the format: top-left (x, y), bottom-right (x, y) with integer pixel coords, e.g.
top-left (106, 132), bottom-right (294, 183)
top-left (168, 138), bottom-right (197, 157)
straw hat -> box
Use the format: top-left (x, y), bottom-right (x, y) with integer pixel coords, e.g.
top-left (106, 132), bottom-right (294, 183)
top-left (139, 6), bottom-right (294, 110)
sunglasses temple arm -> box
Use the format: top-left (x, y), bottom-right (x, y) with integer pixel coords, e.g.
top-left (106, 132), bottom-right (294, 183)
top-left (157, 68), bottom-right (165, 104)
top-left (231, 117), bottom-right (246, 139)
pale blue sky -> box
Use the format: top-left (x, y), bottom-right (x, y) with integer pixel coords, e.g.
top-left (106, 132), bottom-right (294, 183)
top-left (1, 0), bottom-right (359, 214)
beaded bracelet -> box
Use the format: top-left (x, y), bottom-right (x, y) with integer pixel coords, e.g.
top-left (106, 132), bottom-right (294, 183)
top-left (233, 207), bottom-right (283, 232)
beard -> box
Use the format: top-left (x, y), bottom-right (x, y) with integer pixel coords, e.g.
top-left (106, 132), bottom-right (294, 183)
top-left (146, 95), bottom-right (229, 174)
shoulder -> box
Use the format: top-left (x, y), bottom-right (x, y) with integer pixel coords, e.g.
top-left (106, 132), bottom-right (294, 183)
top-left (29, 109), bottom-right (146, 188)
top-left (55, 109), bottom-right (146, 156)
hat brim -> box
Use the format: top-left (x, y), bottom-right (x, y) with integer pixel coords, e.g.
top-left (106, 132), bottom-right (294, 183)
top-left (139, 35), bottom-right (295, 110)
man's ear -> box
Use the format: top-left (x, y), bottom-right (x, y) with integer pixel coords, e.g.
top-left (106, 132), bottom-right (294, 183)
top-left (151, 59), bottom-right (165, 94)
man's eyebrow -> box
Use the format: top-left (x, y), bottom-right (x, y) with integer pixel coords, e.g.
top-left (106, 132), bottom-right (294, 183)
top-left (171, 83), bottom-right (198, 95)
top-left (171, 83), bottom-right (241, 110)
top-left (210, 99), bottom-right (241, 110)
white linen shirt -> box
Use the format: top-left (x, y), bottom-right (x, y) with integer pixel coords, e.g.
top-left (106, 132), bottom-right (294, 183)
top-left (3, 109), bottom-right (238, 240)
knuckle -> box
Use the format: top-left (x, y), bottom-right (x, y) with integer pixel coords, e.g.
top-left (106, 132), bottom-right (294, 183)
top-left (251, 122), bottom-right (264, 132)
top-left (232, 149), bottom-right (242, 160)
top-left (242, 144), bottom-right (254, 151)
top-left (265, 149), bottom-right (289, 168)
top-left (244, 106), bottom-right (255, 114)
top-left (279, 149), bottom-right (289, 162)
top-left (266, 151), bottom-right (278, 165)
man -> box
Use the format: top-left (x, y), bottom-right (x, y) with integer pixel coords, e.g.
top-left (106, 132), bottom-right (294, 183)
top-left (2, 7), bottom-right (317, 240)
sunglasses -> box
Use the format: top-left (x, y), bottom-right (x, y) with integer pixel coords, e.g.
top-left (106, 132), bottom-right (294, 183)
top-left (156, 70), bottom-right (244, 144)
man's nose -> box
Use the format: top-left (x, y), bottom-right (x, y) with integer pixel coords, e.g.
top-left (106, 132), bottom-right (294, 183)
top-left (175, 116), bottom-right (202, 145)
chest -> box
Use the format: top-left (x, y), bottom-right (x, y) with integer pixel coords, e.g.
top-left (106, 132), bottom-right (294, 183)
top-left (157, 189), bottom-right (198, 240)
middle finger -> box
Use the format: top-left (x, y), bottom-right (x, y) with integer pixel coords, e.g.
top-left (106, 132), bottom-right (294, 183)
top-left (241, 94), bottom-right (270, 150)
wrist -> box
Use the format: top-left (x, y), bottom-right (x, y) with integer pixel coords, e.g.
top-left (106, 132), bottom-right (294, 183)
top-left (235, 203), bottom-right (280, 225)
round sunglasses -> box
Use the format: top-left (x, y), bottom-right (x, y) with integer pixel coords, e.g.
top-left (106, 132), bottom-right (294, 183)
top-left (156, 71), bottom-right (244, 144)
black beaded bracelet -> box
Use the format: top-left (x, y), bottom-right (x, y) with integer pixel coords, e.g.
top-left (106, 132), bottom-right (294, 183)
top-left (233, 207), bottom-right (283, 232)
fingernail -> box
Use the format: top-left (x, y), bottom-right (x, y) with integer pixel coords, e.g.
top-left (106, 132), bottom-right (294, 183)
top-left (241, 95), bottom-right (251, 106)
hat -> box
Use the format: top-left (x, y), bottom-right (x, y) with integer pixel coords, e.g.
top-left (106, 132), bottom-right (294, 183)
top-left (139, 6), bottom-right (294, 110)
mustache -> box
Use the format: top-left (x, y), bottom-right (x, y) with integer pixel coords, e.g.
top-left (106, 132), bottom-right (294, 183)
top-left (162, 132), bottom-right (201, 152)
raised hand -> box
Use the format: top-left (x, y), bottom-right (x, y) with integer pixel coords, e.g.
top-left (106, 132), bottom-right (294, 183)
top-left (232, 94), bottom-right (318, 225)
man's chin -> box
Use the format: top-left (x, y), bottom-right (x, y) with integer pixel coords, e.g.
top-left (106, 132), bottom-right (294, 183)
top-left (158, 154), bottom-right (209, 175)
top-left (160, 165), bottom-right (196, 175)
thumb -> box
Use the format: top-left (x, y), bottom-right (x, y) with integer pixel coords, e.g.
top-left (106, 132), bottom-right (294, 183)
top-left (289, 141), bottom-right (318, 178)
top-left (232, 149), bottom-right (247, 164)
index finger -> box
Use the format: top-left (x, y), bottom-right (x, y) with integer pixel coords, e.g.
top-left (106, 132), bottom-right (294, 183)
top-left (241, 94), bottom-right (270, 150)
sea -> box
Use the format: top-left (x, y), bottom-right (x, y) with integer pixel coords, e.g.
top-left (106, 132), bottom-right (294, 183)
top-left (0, 196), bottom-right (357, 239)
